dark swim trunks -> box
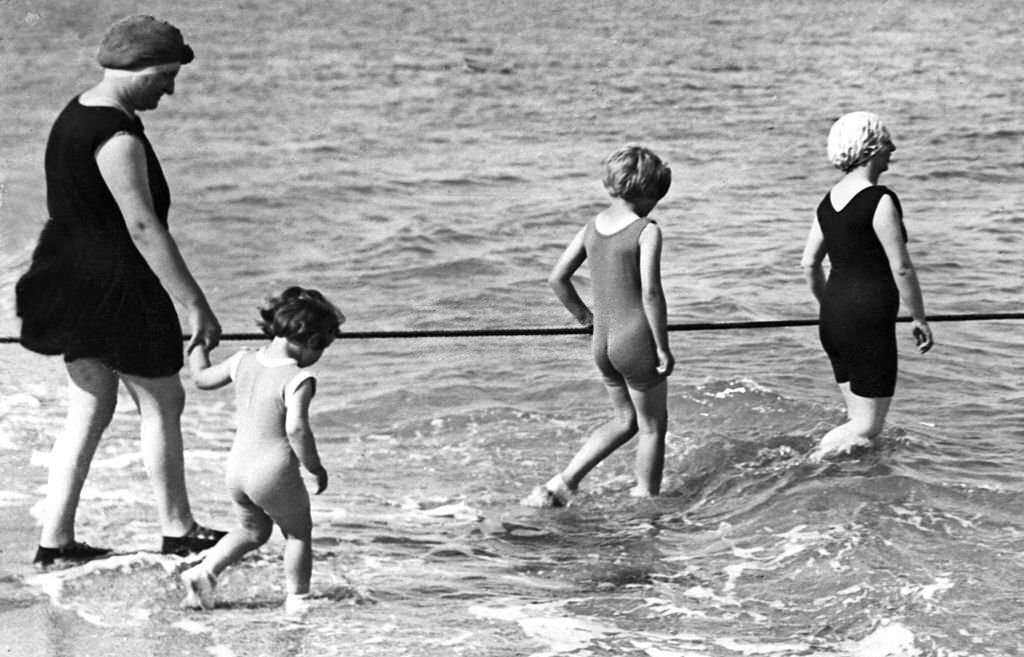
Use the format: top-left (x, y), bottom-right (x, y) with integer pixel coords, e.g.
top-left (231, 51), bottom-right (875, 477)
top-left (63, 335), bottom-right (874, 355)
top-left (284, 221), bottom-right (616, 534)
top-left (816, 185), bottom-right (907, 398)
top-left (584, 217), bottom-right (665, 391)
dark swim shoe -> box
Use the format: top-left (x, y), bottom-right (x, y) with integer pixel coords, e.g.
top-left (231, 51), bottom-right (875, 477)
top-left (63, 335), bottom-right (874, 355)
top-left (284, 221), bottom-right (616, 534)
top-left (33, 541), bottom-right (112, 569)
top-left (161, 522), bottom-right (227, 556)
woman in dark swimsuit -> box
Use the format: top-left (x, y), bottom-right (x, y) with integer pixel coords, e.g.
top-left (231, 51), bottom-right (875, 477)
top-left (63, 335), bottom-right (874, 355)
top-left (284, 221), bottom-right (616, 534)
top-left (16, 15), bottom-right (225, 566)
top-left (801, 111), bottom-right (933, 461)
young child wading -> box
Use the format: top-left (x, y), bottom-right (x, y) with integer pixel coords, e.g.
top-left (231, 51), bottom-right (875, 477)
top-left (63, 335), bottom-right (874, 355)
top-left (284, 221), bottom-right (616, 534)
top-left (180, 286), bottom-right (344, 613)
top-left (523, 145), bottom-right (674, 507)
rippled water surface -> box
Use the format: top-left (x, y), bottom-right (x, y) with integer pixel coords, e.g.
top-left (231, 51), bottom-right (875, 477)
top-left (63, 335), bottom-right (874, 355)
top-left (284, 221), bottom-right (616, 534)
top-left (1, 1), bottom-right (1022, 655)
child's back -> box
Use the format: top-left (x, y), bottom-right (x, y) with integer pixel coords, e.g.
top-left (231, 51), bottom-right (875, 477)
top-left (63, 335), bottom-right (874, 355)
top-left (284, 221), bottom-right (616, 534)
top-left (226, 349), bottom-right (313, 510)
top-left (230, 349), bottom-right (310, 451)
top-left (584, 215), bottom-right (663, 391)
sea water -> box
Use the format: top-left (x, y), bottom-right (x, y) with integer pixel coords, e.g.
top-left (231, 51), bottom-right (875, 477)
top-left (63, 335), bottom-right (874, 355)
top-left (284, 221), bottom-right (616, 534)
top-left (0, 1), bottom-right (1022, 655)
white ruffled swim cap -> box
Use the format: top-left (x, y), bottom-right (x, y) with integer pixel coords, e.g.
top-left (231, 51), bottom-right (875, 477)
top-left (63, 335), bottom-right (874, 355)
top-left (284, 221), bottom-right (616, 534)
top-left (827, 111), bottom-right (893, 172)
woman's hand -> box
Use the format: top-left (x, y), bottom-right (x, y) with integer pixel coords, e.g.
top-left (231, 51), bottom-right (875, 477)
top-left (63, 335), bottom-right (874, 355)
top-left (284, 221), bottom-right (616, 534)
top-left (912, 319), bottom-right (933, 354)
top-left (312, 466), bottom-right (328, 494)
top-left (186, 301), bottom-right (221, 354)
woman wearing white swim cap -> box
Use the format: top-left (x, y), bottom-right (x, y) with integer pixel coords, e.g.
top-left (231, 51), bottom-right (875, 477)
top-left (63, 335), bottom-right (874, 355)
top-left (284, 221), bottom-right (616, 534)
top-left (800, 111), bottom-right (933, 462)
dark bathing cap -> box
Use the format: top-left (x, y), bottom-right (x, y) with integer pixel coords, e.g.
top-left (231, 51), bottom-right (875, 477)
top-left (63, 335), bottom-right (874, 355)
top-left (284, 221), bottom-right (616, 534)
top-left (96, 14), bottom-right (194, 69)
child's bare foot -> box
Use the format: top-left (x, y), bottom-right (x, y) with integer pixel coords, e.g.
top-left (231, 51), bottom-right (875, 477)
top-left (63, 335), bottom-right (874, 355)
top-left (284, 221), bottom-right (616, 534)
top-left (180, 564), bottom-right (217, 610)
top-left (520, 474), bottom-right (573, 508)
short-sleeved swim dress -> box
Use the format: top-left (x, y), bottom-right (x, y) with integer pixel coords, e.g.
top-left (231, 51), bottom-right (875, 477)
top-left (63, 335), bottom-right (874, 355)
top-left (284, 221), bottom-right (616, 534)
top-left (816, 185), bottom-right (907, 398)
top-left (15, 97), bottom-right (183, 377)
top-left (584, 216), bottom-right (666, 391)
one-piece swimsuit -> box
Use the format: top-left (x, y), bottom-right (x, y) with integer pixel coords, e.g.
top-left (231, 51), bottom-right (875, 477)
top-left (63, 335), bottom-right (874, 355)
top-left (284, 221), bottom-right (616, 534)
top-left (816, 185), bottom-right (907, 398)
top-left (16, 97), bottom-right (182, 376)
top-left (584, 216), bottom-right (665, 391)
top-left (223, 349), bottom-right (315, 534)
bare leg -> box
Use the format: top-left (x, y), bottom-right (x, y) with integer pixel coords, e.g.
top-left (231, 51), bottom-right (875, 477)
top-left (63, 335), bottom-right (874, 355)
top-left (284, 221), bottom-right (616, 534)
top-left (810, 382), bottom-right (892, 461)
top-left (181, 503), bottom-right (273, 610)
top-left (39, 359), bottom-right (118, 548)
top-left (559, 384), bottom-right (638, 489)
top-left (201, 504), bottom-right (274, 578)
top-left (119, 373), bottom-right (194, 536)
top-left (281, 529), bottom-right (313, 596)
top-left (627, 379), bottom-right (668, 497)
top-left (272, 490), bottom-right (314, 595)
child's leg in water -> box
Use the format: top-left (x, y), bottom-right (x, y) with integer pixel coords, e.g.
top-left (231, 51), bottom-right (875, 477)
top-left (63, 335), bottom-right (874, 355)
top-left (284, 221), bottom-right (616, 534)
top-left (561, 384), bottom-right (638, 489)
top-left (263, 480), bottom-right (313, 599)
top-left (627, 380), bottom-right (667, 497)
top-left (181, 501), bottom-right (272, 610)
top-left (278, 518), bottom-right (313, 596)
top-left (522, 385), bottom-right (637, 507)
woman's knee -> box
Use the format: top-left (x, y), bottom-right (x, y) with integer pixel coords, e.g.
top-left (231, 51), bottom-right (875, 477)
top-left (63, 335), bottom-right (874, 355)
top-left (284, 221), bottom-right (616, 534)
top-left (156, 377), bottom-right (186, 416)
top-left (126, 374), bottom-right (186, 417)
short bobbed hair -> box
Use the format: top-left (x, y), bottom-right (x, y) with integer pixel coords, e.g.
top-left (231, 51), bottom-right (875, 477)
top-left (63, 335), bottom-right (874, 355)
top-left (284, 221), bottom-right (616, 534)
top-left (602, 145), bottom-right (672, 203)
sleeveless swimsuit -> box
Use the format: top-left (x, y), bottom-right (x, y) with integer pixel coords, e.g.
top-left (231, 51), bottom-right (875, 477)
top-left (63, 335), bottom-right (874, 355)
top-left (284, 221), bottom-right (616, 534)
top-left (16, 97), bottom-right (182, 377)
top-left (816, 185), bottom-right (907, 398)
top-left (584, 216), bottom-right (665, 391)
top-left (224, 349), bottom-right (315, 534)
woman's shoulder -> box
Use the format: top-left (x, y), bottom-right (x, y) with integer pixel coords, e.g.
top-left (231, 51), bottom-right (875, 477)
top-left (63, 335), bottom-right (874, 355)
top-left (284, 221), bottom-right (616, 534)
top-left (62, 96), bottom-right (142, 136)
top-left (873, 185), bottom-right (903, 216)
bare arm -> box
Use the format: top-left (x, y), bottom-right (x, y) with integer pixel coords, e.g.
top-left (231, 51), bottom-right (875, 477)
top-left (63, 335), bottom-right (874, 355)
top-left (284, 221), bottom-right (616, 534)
top-left (285, 378), bottom-right (328, 494)
top-left (548, 225), bottom-right (593, 326)
top-left (872, 194), bottom-right (933, 353)
top-left (800, 218), bottom-right (827, 304)
top-left (638, 223), bottom-right (674, 376)
top-left (95, 133), bottom-right (221, 352)
top-left (187, 345), bottom-right (234, 390)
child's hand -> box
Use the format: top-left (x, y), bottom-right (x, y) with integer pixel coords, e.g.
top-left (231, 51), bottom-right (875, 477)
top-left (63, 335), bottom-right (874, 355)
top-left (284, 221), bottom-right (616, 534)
top-left (312, 466), bottom-right (328, 494)
top-left (577, 308), bottom-right (594, 327)
top-left (656, 348), bottom-right (675, 377)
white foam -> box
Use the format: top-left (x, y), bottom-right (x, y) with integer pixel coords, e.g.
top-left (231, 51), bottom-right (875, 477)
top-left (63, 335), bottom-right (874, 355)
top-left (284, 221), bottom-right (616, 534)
top-left (848, 622), bottom-right (920, 657)
top-left (0, 428), bottom-right (20, 450)
top-left (713, 637), bottom-right (811, 655)
top-left (470, 601), bottom-right (618, 656)
top-left (25, 552), bottom-right (184, 611)
top-left (0, 392), bottom-right (42, 409)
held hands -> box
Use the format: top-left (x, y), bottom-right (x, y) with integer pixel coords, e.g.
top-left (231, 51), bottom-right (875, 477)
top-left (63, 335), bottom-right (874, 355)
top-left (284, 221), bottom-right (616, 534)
top-left (311, 465), bottom-right (328, 495)
top-left (911, 319), bottom-right (934, 354)
top-left (186, 301), bottom-right (222, 355)
top-left (576, 308), bottom-right (594, 328)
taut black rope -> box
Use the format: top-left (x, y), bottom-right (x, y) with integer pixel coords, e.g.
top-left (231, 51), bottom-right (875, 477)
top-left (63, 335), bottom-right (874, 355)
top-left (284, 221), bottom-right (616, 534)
top-left (0, 312), bottom-right (1020, 344)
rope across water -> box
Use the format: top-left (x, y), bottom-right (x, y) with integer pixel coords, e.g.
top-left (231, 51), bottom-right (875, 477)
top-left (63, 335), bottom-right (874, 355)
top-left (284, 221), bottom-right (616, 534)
top-left (1, 312), bottom-right (1020, 344)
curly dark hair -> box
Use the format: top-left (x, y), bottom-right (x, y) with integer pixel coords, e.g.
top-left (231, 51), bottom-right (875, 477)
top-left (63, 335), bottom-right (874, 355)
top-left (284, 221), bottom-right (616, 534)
top-left (257, 286), bottom-right (345, 350)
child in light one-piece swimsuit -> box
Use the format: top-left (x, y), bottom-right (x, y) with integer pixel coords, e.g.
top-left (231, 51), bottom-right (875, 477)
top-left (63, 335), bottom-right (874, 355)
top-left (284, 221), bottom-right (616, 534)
top-left (180, 286), bottom-right (344, 615)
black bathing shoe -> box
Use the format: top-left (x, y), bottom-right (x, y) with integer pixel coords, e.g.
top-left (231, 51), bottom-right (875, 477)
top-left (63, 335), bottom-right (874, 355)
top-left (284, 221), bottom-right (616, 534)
top-left (33, 541), bottom-right (112, 569)
top-left (161, 522), bottom-right (227, 556)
